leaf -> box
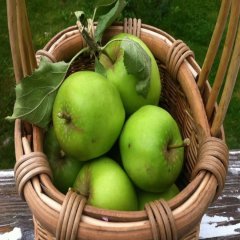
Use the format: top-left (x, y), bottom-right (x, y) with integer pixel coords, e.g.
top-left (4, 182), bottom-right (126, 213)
top-left (6, 57), bottom-right (69, 128)
top-left (95, 0), bottom-right (126, 42)
top-left (93, 0), bottom-right (118, 20)
top-left (121, 37), bottom-right (151, 97)
top-left (95, 0), bottom-right (117, 8)
top-left (95, 57), bottom-right (107, 77)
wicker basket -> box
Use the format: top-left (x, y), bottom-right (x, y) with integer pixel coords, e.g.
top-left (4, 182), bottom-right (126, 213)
top-left (7, 0), bottom-right (240, 239)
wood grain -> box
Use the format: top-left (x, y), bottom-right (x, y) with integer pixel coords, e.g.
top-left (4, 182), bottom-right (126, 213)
top-left (0, 171), bottom-right (34, 239)
top-left (199, 151), bottom-right (240, 239)
top-left (0, 152), bottom-right (239, 239)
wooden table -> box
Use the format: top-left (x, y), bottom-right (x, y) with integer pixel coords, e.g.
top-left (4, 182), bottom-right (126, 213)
top-left (0, 151), bottom-right (239, 240)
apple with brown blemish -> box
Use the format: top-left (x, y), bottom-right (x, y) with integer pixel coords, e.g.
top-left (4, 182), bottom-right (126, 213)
top-left (120, 105), bottom-right (188, 193)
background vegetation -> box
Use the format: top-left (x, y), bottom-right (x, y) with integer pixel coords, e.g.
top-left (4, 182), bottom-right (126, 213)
top-left (0, 0), bottom-right (239, 169)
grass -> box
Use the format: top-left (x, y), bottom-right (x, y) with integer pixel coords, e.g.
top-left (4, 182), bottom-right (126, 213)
top-left (0, 0), bottom-right (239, 169)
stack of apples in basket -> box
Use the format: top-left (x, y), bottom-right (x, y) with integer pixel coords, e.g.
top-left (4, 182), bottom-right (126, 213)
top-left (8, 0), bottom-right (190, 211)
top-left (45, 32), bottom-right (188, 211)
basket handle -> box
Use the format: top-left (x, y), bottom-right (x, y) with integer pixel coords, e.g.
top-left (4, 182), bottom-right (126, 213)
top-left (7, 0), bottom-right (36, 84)
top-left (197, 0), bottom-right (240, 136)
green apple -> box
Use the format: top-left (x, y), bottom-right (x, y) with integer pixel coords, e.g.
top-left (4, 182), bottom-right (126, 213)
top-left (99, 33), bottom-right (161, 115)
top-left (137, 184), bottom-right (180, 210)
top-left (120, 105), bottom-right (185, 193)
top-left (73, 157), bottom-right (138, 211)
top-left (43, 127), bottom-right (83, 193)
top-left (52, 71), bottom-right (125, 161)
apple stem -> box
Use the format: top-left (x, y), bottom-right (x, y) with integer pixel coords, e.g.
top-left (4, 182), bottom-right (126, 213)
top-left (76, 19), bottom-right (101, 54)
top-left (57, 112), bottom-right (71, 123)
top-left (168, 138), bottom-right (190, 150)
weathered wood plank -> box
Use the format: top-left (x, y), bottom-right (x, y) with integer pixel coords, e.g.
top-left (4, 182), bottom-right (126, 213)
top-left (0, 170), bottom-right (34, 240)
top-left (0, 151), bottom-right (239, 239)
top-left (199, 151), bottom-right (240, 239)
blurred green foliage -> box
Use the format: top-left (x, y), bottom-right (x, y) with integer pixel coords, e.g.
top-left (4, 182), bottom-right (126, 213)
top-left (0, 0), bottom-right (239, 168)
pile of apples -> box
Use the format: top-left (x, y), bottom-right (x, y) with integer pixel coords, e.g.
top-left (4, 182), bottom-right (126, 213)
top-left (44, 33), bottom-right (185, 211)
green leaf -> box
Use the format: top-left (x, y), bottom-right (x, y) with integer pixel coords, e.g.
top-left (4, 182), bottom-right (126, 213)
top-left (93, 0), bottom-right (118, 21)
top-left (95, 0), bottom-right (126, 42)
top-left (6, 57), bottom-right (69, 128)
top-left (121, 37), bottom-right (151, 97)
top-left (95, 57), bottom-right (107, 77)
top-left (95, 0), bottom-right (117, 8)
